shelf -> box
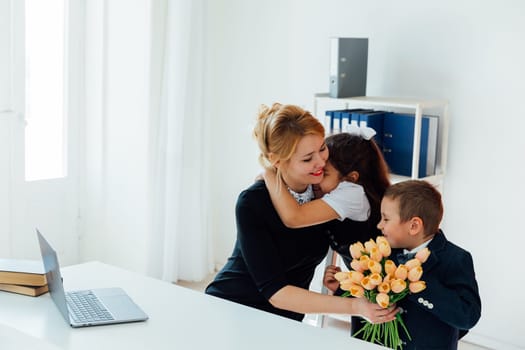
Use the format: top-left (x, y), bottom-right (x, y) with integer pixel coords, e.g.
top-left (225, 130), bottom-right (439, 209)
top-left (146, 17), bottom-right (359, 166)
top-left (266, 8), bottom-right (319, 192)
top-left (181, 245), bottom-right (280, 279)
top-left (314, 94), bottom-right (449, 190)
top-left (315, 93), bottom-right (449, 109)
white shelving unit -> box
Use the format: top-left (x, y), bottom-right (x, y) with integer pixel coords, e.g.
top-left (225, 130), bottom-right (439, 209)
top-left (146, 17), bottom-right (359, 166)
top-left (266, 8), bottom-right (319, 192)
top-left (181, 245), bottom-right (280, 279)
top-left (306, 94), bottom-right (450, 329)
top-left (314, 93), bottom-right (449, 190)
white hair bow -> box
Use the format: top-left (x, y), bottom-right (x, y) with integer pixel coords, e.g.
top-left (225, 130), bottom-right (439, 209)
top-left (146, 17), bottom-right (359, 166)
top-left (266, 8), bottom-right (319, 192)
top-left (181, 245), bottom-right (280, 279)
top-left (346, 124), bottom-right (377, 140)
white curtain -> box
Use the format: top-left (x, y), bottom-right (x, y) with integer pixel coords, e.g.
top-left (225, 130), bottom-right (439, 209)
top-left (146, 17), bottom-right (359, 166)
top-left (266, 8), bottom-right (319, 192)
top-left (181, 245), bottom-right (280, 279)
top-left (147, 0), bottom-right (212, 282)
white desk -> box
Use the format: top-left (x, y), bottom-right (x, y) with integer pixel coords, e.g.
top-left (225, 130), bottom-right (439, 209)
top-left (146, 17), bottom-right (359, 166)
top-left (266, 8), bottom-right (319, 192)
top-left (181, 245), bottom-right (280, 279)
top-left (0, 261), bottom-right (386, 349)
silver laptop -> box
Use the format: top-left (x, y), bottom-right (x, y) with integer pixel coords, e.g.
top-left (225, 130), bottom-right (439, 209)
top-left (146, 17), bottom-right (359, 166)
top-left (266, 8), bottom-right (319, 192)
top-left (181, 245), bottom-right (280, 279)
top-left (37, 229), bottom-right (149, 327)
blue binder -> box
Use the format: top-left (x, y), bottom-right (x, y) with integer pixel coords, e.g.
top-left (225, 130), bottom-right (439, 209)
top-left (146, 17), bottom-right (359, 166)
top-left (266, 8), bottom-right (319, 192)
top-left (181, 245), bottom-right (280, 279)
top-left (383, 112), bottom-right (438, 177)
top-left (332, 111), bottom-right (343, 133)
top-left (325, 109), bottom-right (370, 134)
top-left (340, 109), bottom-right (373, 130)
top-left (355, 110), bottom-right (386, 149)
top-left (324, 110), bottom-right (338, 133)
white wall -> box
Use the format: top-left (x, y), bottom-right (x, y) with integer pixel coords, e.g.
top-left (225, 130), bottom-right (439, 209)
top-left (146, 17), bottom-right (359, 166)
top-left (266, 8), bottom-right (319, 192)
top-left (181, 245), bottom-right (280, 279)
top-left (0, 113), bottom-right (13, 256)
top-left (0, 0), bottom-right (12, 253)
top-left (0, 0), bottom-right (10, 111)
top-left (205, 0), bottom-right (525, 348)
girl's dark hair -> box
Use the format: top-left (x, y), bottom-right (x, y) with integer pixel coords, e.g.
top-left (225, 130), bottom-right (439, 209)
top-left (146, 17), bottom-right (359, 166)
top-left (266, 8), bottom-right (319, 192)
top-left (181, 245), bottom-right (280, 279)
top-left (325, 133), bottom-right (391, 227)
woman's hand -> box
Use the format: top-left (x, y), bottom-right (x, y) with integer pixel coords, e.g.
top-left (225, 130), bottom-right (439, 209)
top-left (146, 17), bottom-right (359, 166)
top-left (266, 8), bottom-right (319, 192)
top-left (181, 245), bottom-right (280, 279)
top-left (323, 265), bottom-right (341, 293)
top-left (353, 298), bottom-right (399, 324)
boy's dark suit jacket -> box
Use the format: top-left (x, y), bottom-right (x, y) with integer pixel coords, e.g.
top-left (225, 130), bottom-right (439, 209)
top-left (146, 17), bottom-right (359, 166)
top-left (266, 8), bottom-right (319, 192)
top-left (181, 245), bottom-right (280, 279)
top-left (352, 231), bottom-right (481, 350)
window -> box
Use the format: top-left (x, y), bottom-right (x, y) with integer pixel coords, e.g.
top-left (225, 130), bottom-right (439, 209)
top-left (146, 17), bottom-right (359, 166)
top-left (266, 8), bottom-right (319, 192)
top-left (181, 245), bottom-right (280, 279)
top-left (24, 0), bottom-right (66, 181)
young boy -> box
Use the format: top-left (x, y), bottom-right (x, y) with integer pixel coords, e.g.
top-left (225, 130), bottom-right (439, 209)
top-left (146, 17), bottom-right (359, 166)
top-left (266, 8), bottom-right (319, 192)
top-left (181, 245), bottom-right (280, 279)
top-left (372, 180), bottom-right (481, 349)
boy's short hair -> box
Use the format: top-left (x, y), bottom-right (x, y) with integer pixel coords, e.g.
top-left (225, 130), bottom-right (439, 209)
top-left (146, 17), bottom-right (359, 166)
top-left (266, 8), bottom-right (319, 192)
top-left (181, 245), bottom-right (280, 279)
top-left (384, 180), bottom-right (443, 237)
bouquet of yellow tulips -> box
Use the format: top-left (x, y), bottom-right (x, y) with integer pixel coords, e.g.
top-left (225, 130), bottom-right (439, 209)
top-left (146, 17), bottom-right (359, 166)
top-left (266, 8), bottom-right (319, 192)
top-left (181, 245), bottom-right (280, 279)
top-left (334, 236), bottom-right (430, 349)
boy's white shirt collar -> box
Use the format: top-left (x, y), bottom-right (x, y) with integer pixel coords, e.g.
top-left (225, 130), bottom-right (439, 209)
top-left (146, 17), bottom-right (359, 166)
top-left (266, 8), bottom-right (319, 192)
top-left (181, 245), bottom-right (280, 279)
top-left (403, 238), bottom-right (433, 255)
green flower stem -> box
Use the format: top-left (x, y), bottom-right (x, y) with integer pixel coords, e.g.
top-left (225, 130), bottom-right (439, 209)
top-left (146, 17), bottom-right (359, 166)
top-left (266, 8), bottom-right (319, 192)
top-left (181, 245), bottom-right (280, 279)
top-left (397, 313), bottom-right (411, 341)
top-left (338, 245), bottom-right (424, 349)
top-left (353, 317), bottom-right (409, 350)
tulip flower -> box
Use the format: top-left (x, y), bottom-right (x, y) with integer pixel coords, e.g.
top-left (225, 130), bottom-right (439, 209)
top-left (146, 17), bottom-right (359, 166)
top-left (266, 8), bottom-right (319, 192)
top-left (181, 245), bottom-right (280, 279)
top-left (394, 265), bottom-right (408, 280)
top-left (349, 242), bottom-right (365, 259)
top-left (378, 281), bottom-right (391, 294)
top-left (349, 284), bottom-right (365, 298)
top-left (391, 279), bottom-right (407, 293)
top-left (409, 281), bottom-right (427, 293)
top-left (350, 259), bottom-right (365, 273)
top-left (378, 241), bottom-right (391, 258)
top-left (334, 271), bottom-right (350, 282)
top-left (408, 266), bottom-right (423, 282)
top-left (335, 236), bottom-right (430, 350)
top-left (358, 255), bottom-right (370, 271)
top-left (364, 239), bottom-right (378, 252)
top-left (360, 276), bottom-right (376, 290)
top-left (384, 259), bottom-right (396, 275)
top-left (405, 258), bottom-right (421, 270)
top-left (375, 235), bottom-right (389, 246)
top-left (369, 272), bottom-right (382, 286)
top-left (415, 248), bottom-right (431, 263)
top-left (376, 292), bottom-right (390, 308)
top-left (369, 246), bottom-right (383, 262)
top-left (340, 279), bottom-right (354, 291)
top-left (348, 271), bottom-right (364, 284)
top-left (368, 259), bottom-right (382, 274)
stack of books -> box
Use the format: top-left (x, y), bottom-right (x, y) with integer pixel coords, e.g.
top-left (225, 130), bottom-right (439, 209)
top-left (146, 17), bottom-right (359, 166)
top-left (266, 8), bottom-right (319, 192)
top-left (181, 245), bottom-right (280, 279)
top-left (324, 109), bottom-right (438, 178)
top-left (0, 258), bottom-right (48, 297)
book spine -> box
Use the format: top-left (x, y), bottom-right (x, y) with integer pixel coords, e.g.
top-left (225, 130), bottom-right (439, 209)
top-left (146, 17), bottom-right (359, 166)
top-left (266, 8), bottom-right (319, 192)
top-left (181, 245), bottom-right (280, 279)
top-left (0, 271), bottom-right (47, 286)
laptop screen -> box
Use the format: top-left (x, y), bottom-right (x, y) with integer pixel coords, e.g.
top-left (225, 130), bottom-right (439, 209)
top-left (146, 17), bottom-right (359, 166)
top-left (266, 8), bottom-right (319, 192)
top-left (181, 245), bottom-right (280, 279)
top-left (37, 229), bottom-right (70, 323)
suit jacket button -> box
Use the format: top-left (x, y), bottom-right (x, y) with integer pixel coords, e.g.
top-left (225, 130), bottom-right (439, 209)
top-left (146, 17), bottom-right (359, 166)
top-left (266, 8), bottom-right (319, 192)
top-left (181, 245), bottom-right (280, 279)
top-left (428, 303), bottom-right (434, 309)
top-left (418, 297), bottom-right (424, 303)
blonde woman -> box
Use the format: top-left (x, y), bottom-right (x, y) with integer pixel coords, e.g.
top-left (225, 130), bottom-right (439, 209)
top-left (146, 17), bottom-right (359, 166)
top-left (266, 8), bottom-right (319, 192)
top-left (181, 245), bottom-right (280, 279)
top-left (205, 103), bottom-right (397, 324)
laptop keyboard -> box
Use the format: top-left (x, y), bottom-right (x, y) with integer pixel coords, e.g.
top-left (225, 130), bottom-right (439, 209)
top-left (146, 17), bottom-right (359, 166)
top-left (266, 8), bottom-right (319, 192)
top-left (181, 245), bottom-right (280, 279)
top-left (66, 290), bottom-right (115, 323)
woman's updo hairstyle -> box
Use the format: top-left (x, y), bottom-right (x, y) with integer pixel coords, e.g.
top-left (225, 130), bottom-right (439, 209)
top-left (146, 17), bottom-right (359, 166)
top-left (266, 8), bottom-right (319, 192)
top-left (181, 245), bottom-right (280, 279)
top-left (253, 103), bottom-right (325, 171)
